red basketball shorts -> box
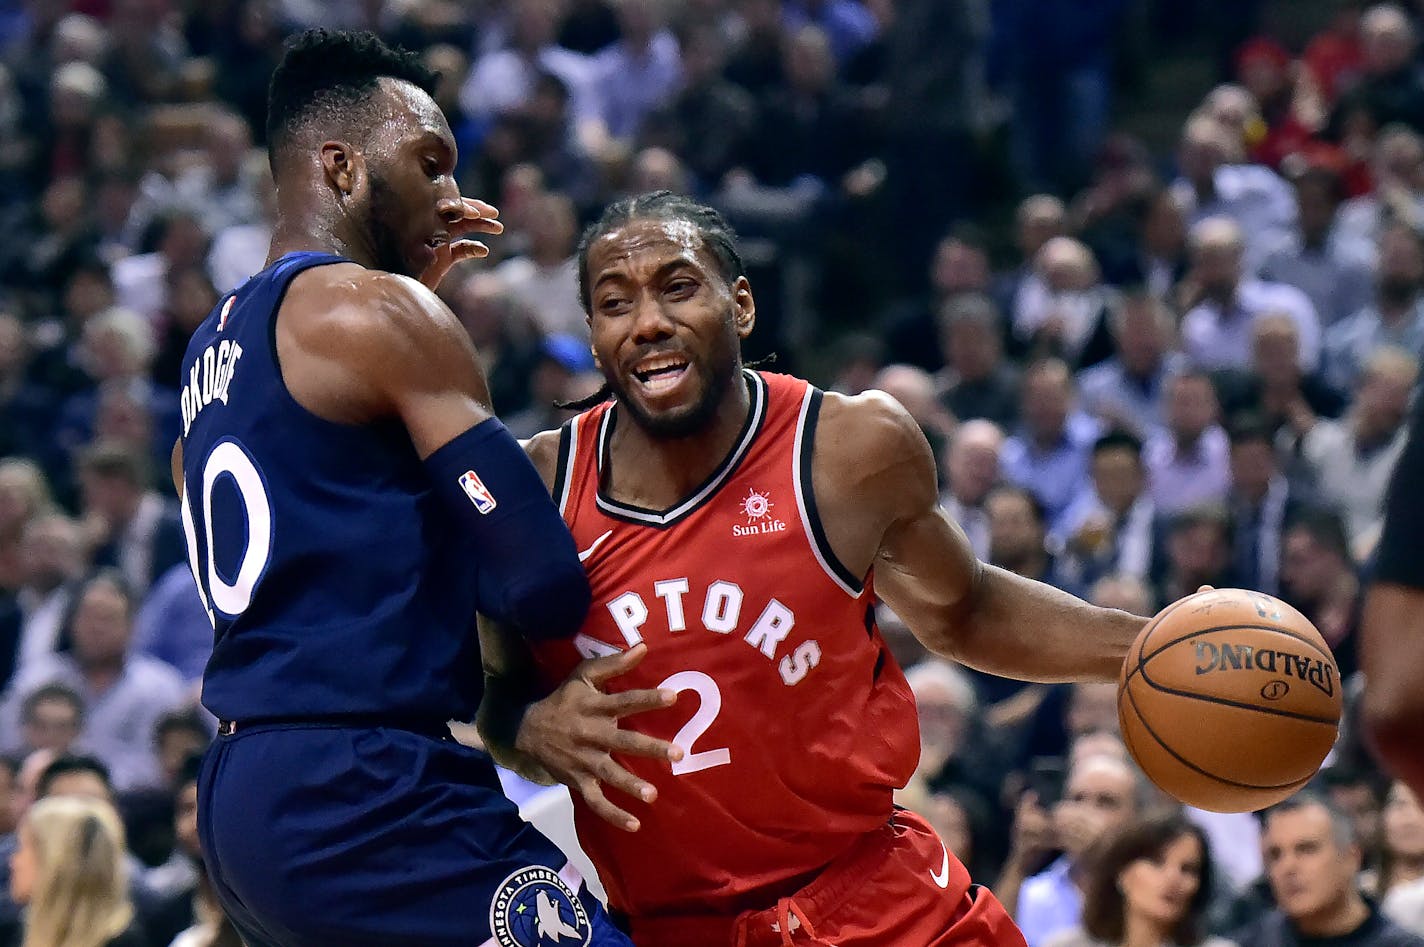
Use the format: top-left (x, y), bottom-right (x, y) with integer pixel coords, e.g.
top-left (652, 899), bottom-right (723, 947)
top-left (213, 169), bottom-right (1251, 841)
top-left (624, 809), bottom-right (1027, 947)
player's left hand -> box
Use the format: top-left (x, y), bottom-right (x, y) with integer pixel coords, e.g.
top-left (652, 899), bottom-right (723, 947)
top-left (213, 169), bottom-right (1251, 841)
top-left (419, 197), bottom-right (504, 291)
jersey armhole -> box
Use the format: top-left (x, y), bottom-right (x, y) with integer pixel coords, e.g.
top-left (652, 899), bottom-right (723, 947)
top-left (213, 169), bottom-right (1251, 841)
top-left (554, 418), bottom-right (578, 517)
top-left (792, 386), bottom-right (865, 597)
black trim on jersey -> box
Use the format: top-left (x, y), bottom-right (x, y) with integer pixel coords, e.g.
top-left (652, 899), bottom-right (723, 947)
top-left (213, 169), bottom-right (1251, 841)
top-left (551, 419), bottom-right (575, 513)
top-left (798, 389), bottom-right (865, 595)
top-left (593, 370), bottom-right (766, 528)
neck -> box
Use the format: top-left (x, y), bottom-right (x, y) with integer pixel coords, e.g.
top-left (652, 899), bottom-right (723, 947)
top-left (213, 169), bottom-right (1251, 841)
top-left (80, 658), bottom-right (124, 694)
top-left (606, 373), bottom-right (751, 508)
top-left (1295, 889), bottom-right (1370, 938)
top-left (268, 204), bottom-right (378, 270)
top-left (1121, 910), bottom-right (1170, 947)
top-left (1394, 855), bottom-right (1424, 886)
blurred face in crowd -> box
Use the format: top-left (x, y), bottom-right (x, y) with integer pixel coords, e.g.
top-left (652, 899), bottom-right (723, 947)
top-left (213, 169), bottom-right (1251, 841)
top-left (1295, 173), bottom-right (1341, 246)
top-left (924, 793), bottom-right (973, 869)
top-left (1280, 528), bottom-right (1344, 604)
top-left (932, 239), bottom-right (990, 297)
top-left (527, 193), bottom-right (578, 263)
top-left (1178, 117), bottom-right (1235, 190)
top-left (20, 517), bottom-right (84, 593)
top-left (986, 490), bottom-right (1044, 571)
top-left (1119, 831), bottom-right (1205, 932)
top-left (1263, 804), bottom-right (1361, 928)
top-left (69, 578), bottom-right (133, 670)
top-left (1329, 781), bottom-right (1384, 856)
top-left (22, 697), bottom-right (80, 756)
top-left (1355, 358), bottom-right (1417, 439)
top-left (1190, 225), bottom-right (1245, 302)
top-left (1067, 683), bottom-right (1118, 738)
top-left (167, 266), bottom-right (219, 333)
top-left (1252, 316), bottom-right (1302, 387)
top-left (63, 267), bottom-right (115, 324)
top-left (1055, 756), bottom-right (1138, 860)
top-left (1230, 436), bottom-right (1277, 502)
top-left (175, 779), bottom-right (200, 859)
top-left (1038, 238), bottom-right (1099, 294)
top-left (1114, 297), bottom-right (1170, 376)
top-left (446, 272), bottom-right (512, 349)
top-left (940, 307), bottom-right (1002, 382)
top-left (945, 422), bottom-right (1002, 505)
top-left (1168, 520), bottom-right (1228, 584)
top-left (1374, 131), bottom-right (1424, 190)
top-left (1016, 196), bottom-right (1067, 260)
top-left (1384, 782), bottom-right (1424, 864)
top-left (159, 729), bottom-right (208, 789)
top-left (79, 469), bottom-right (142, 527)
top-left (1021, 364), bottom-right (1072, 442)
top-left (43, 770), bottom-right (110, 804)
top-left (1376, 225), bottom-right (1424, 307)
top-left (1363, 7), bottom-right (1415, 75)
top-left (1091, 445), bottom-right (1144, 516)
top-left (785, 27), bottom-right (834, 96)
top-left (1166, 375), bottom-right (1217, 444)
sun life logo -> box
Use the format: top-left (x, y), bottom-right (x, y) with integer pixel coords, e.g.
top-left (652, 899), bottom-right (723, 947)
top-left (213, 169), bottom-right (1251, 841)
top-left (741, 488), bottom-right (773, 523)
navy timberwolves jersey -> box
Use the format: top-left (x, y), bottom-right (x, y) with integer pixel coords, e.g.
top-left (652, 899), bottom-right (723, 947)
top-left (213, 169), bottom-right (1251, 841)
top-left (177, 252), bottom-right (483, 724)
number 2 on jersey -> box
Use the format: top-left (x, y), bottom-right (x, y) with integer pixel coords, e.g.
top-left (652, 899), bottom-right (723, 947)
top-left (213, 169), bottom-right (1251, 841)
top-left (657, 670), bottom-right (731, 775)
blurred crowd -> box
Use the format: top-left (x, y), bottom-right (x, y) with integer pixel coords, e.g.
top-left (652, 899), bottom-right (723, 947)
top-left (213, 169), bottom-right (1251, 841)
top-left (1, 0), bottom-right (1424, 945)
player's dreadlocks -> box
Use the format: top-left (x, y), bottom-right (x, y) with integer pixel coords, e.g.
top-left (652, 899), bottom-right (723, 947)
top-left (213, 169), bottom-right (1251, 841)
top-left (558, 192), bottom-right (748, 412)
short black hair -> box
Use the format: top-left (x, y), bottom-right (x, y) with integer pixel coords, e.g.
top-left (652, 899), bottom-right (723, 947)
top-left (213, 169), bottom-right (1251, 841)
top-left (986, 483), bottom-right (1048, 526)
top-left (1285, 505), bottom-right (1352, 561)
top-left (1227, 413), bottom-right (1275, 447)
top-left (266, 29), bottom-right (437, 172)
top-left (576, 191), bottom-right (745, 313)
top-left (36, 753), bottom-right (112, 800)
top-left (154, 709), bottom-right (212, 747)
top-left (1092, 429), bottom-right (1143, 459)
top-left (20, 683), bottom-right (84, 726)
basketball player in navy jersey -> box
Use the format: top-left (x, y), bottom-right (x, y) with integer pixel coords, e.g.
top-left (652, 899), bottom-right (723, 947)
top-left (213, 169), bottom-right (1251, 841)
top-left (477, 193), bottom-right (1154, 946)
top-left (173, 31), bottom-right (669, 947)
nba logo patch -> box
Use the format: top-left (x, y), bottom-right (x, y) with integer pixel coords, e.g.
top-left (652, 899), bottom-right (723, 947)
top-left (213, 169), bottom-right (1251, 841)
top-left (489, 865), bottom-right (591, 946)
top-left (458, 470), bottom-right (498, 514)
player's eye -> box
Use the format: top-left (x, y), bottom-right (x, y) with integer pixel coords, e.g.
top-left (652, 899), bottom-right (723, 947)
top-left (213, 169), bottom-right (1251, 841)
top-left (423, 156), bottom-right (441, 178)
top-left (665, 279), bottom-right (697, 299)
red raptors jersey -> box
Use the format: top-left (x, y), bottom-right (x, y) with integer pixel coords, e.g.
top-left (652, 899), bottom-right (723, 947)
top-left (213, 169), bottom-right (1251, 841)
top-left (530, 371), bottom-right (929, 919)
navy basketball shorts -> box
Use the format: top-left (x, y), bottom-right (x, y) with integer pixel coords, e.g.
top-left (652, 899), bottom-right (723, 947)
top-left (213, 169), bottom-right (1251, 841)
top-left (197, 723), bottom-right (632, 947)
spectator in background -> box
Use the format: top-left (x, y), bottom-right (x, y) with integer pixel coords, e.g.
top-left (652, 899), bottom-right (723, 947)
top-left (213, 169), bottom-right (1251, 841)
top-left (503, 334), bottom-right (600, 439)
top-left (1125, 188), bottom-right (1190, 304)
top-left (1145, 371), bottom-right (1231, 516)
top-left (0, 570), bottom-right (187, 790)
top-left (1335, 125), bottom-right (1424, 261)
top-left (441, 268), bottom-right (544, 417)
top-left (17, 684), bottom-right (82, 759)
top-left (1226, 417), bottom-right (1306, 597)
top-left (1180, 216), bottom-right (1322, 372)
top-left (1260, 159), bottom-right (1374, 330)
top-left (1059, 431), bottom-right (1156, 587)
top-left (1002, 359), bottom-right (1102, 528)
top-left (1303, 4), bottom-right (1365, 107)
top-left (1381, 781), bottom-right (1424, 935)
top-left (110, 211), bottom-right (210, 326)
top-left (152, 711), bottom-right (208, 792)
top-left (1233, 795), bottom-right (1424, 947)
top-left (458, 0), bottom-right (597, 131)
top-left (9, 794), bottom-right (147, 947)
top-left (14, 514), bottom-right (87, 670)
top-left (1155, 506), bottom-right (1236, 608)
top-left (995, 195), bottom-right (1069, 327)
top-left (1324, 222), bottom-right (1424, 393)
top-left (1013, 237), bottom-right (1118, 371)
top-left (986, 484), bottom-right (1081, 608)
top-left (1294, 347), bottom-right (1417, 547)
top-left (0, 459), bottom-right (52, 599)
top-left (74, 441), bottom-right (184, 599)
top-left (151, 263), bottom-right (219, 393)
top-left (1170, 114), bottom-right (1297, 270)
top-left (1280, 507), bottom-right (1363, 679)
top-left (130, 562), bottom-right (213, 686)
top-left (884, 229), bottom-right (994, 373)
top-left (589, 0), bottom-right (681, 143)
top-left (1331, 5), bottom-right (1424, 139)
top-left (781, 0), bottom-right (879, 66)
top-left (935, 294), bottom-right (1021, 431)
top-left (903, 659), bottom-right (980, 793)
top-left (1012, 753), bottom-right (1148, 947)
top-left (873, 363), bottom-right (957, 463)
top-left (1046, 814), bottom-right (1232, 947)
top-left (1214, 313), bottom-right (1347, 446)
top-left (1076, 292), bottom-right (1184, 440)
top-left (493, 190), bottom-right (585, 338)
top-left (940, 419), bottom-right (1006, 561)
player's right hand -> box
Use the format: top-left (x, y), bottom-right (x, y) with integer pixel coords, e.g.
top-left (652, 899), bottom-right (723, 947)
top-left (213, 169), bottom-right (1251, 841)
top-left (515, 643), bottom-right (683, 832)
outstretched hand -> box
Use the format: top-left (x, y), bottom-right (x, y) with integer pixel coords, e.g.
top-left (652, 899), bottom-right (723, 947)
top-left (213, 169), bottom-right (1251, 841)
top-left (419, 197), bottom-right (504, 290)
top-left (514, 643), bottom-right (683, 832)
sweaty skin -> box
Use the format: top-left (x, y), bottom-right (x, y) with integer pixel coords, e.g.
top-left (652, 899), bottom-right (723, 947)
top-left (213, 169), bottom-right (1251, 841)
top-left (480, 218), bottom-right (1148, 830)
top-left (172, 77), bottom-right (504, 487)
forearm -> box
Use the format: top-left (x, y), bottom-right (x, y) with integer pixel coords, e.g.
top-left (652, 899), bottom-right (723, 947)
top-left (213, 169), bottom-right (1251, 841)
top-left (476, 673), bottom-right (557, 785)
top-left (939, 564), bottom-right (1148, 683)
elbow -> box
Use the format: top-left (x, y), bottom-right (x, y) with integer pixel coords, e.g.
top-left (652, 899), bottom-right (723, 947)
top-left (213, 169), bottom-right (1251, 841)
top-left (503, 560), bottom-right (593, 640)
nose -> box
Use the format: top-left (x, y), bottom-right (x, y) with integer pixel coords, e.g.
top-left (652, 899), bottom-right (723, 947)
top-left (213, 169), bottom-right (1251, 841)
top-left (436, 195), bottom-right (464, 227)
top-left (630, 292), bottom-right (674, 345)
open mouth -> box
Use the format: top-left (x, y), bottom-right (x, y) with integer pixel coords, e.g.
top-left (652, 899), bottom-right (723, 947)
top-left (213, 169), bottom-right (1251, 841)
top-left (632, 354), bottom-right (690, 394)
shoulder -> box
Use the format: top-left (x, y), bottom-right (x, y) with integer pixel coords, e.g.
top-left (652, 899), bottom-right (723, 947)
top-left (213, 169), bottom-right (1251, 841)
top-left (816, 388), bottom-right (931, 462)
top-left (522, 427), bottom-right (565, 492)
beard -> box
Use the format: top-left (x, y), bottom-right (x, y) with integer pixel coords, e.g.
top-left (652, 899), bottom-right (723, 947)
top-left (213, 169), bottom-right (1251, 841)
top-left (365, 170), bottom-right (416, 277)
top-left (608, 338), bottom-right (742, 440)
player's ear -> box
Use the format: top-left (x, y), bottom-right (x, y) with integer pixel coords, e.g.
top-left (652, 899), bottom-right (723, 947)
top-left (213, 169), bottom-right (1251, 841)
top-left (320, 140), bottom-right (364, 201)
top-left (731, 276), bottom-right (755, 340)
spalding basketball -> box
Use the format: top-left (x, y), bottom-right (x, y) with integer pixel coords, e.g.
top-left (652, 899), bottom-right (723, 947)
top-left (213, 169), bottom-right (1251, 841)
top-left (1118, 588), bottom-right (1342, 813)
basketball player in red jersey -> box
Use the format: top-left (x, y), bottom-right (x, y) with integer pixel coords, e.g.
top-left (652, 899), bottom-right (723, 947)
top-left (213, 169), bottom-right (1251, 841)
top-left (478, 192), bottom-right (1151, 947)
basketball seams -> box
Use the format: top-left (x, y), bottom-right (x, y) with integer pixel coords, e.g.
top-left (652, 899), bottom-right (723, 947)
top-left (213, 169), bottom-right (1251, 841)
top-left (1140, 621), bottom-right (1337, 665)
top-left (1132, 669), bottom-right (1340, 725)
top-left (1126, 594), bottom-right (1194, 687)
top-left (1124, 681), bottom-right (1316, 793)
